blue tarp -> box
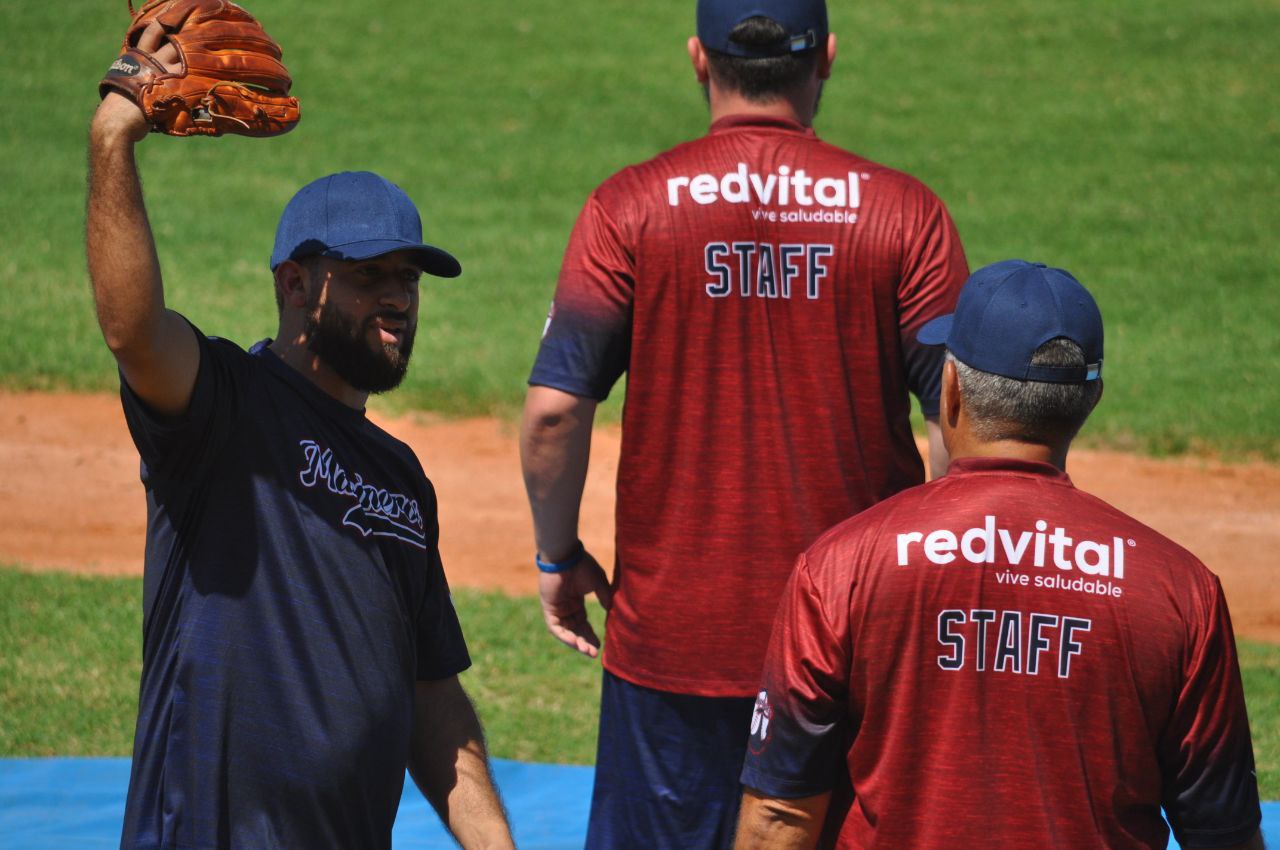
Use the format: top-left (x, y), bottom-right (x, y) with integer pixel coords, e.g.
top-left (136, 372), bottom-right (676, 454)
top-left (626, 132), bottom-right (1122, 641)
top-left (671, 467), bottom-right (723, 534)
top-left (1, 758), bottom-right (1276, 849)
top-left (0, 758), bottom-right (590, 849)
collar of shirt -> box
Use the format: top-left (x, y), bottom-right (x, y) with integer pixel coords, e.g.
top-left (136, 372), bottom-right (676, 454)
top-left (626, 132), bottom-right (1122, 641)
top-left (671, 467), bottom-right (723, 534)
top-left (708, 113), bottom-right (815, 136)
top-left (945, 455), bottom-right (1075, 487)
top-left (250, 338), bottom-right (370, 424)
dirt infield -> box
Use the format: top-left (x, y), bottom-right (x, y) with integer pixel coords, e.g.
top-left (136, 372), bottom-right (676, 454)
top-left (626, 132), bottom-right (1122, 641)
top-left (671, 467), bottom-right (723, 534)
top-left (2, 390), bottom-right (1277, 642)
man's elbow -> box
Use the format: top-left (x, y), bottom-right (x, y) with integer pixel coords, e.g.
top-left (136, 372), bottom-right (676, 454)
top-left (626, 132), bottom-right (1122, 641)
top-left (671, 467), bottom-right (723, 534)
top-left (100, 327), bottom-right (145, 361)
top-left (94, 302), bottom-right (162, 361)
top-left (521, 386), bottom-right (595, 440)
top-left (524, 406), bottom-right (571, 435)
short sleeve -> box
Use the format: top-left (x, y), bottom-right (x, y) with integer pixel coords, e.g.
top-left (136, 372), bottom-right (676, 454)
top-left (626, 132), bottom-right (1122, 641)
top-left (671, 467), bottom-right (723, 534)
top-left (740, 553), bottom-right (852, 798)
top-left (119, 324), bottom-right (239, 485)
top-left (896, 186), bottom-right (967, 417)
top-left (414, 544), bottom-right (472, 681)
top-left (1160, 575), bottom-right (1261, 847)
top-left (528, 191), bottom-right (634, 401)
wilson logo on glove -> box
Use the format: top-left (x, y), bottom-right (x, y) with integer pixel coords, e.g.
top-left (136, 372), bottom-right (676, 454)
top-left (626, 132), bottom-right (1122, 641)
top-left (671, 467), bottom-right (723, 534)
top-left (108, 57), bottom-right (141, 76)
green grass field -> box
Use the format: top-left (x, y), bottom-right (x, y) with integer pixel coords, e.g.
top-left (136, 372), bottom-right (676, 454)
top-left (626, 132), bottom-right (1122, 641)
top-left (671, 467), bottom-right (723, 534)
top-left (1, 0), bottom-right (1277, 454)
top-left (0, 568), bottom-right (602, 765)
top-left (1, 567), bottom-right (1276, 798)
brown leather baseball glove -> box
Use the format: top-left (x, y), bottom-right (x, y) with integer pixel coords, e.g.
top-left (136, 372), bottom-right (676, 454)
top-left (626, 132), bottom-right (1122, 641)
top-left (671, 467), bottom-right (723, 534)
top-left (99, 0), bottom-right (300, 137)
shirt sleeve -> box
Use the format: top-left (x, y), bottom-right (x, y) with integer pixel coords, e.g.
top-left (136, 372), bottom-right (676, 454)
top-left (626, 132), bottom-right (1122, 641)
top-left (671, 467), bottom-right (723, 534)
top-left (897, 185), bottom-right (968, 417)
top-left (414, 545), bottom-right (472, 681)
top-left (527, 190), bottom-right (634, 401)
top-left (740, 553), bottom-right (852, 798)
top-left (118, 322), bottom-right (239, 486)
top-left (1160, 574), bottom-right (1261, 847)
top-left (413, 478), bottom-right (472, 681)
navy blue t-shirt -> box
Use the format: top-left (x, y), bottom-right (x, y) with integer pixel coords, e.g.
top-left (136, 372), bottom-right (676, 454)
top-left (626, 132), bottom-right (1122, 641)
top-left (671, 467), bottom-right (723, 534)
top-left (118, 329), bottom-right (471, 850)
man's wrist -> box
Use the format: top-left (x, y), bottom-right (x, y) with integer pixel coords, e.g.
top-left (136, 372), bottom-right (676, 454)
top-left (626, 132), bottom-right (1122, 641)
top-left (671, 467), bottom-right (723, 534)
top-left (92, 94), bottom-right (149, 145)
top-left (535, 539), bottom-right (585, 573)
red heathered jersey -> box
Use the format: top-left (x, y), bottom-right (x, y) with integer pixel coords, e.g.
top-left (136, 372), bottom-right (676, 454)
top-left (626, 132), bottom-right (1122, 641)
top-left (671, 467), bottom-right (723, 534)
top-left (742, 457), bottom-right (1261, 849)
top-left (529, 114), bottom-right (968, 695)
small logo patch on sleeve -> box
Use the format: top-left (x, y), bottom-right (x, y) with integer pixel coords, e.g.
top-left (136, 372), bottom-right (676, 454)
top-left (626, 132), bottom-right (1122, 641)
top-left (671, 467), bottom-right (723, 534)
top-left (748, 690), bottom-right (773, 754)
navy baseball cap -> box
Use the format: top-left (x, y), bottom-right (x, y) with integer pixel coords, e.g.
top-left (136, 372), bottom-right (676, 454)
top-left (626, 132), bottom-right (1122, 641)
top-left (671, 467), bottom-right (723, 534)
top-left (270, 171), bottom-right (461, 277)
top-left (918, 260), bottom-right (1103, 382)
top-left (697, 0), bottom-right (828, 57)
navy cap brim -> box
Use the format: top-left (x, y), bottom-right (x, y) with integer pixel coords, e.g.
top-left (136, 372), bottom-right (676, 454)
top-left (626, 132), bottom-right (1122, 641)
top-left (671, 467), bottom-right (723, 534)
top-left (917, 314), bottom-right (954, 345)
top-left (321, 239), bottom-right (462, 278)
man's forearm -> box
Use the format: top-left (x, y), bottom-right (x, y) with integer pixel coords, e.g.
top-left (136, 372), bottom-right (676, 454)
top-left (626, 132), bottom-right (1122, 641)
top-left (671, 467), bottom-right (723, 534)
top-left (421, 737), bottom-right (511, 849)
top-left (408, 678), bottom-right (513, 849)
top-left (520, 386), bottom-right (597, 560)
top-left (733, 789), bottom-right (830, 850)
top-left (87, 113), bottom-right (165, 356)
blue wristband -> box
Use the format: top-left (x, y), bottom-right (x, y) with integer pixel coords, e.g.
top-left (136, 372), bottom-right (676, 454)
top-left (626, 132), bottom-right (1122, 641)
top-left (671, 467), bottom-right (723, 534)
top-left (535, 540), bottom-right (586, 573)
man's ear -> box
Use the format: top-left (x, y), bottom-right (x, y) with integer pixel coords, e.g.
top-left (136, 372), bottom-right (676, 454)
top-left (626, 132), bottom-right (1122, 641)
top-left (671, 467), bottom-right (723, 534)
top-left (818, 32), bottom-right (837, 80)
top-left (274, 260), bottom-right (311, 310)
top-left (942, 358), bottom-right (961, 429)
top-left (688, 36), bottom-right (711, 85)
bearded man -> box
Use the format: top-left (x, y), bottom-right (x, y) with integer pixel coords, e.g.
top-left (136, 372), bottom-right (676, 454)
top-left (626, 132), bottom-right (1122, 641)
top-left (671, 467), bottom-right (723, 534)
top-left (87, 83), bottom-right (513, 849)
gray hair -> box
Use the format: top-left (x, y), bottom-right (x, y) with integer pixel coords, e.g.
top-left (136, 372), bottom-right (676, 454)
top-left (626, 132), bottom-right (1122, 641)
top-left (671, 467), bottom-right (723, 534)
top-left (949, 338), bottom-right (1102, 444)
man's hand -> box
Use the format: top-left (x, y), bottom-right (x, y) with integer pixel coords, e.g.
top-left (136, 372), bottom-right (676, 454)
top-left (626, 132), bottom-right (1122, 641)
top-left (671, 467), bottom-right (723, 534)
top-left (92, 24), bottom-right (179, 144)
top-left (539, 551), bottom-right (613, 658)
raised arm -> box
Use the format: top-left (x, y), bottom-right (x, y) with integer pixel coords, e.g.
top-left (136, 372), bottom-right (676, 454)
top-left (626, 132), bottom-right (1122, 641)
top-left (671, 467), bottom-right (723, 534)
top-left (86, 27), bottom-right (199, 416)
top-left (520, 385), bottom-right (613, 657)
top-left (407, 676), bottom-right (513, 849)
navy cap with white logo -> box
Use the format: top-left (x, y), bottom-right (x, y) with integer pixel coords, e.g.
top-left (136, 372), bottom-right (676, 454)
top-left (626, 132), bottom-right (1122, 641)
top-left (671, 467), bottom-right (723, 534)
top-left (697, 0), bottom-right (828, 58)
top-left (270, 171), bottom-right (461, 277)
top-left (918, 260), bottom-right (1103, 382)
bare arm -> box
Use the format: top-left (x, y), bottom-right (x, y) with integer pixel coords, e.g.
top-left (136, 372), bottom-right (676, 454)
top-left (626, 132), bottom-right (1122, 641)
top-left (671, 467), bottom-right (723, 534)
top-left (407, 676), bottom-right (513, 849)
top-left (520, 385), bottom-right (612, 657)
top-left (733, 788), bottom-right (831, 850)
top-left (86, 31), bottom-right (199, 416)
top-left (521, 385), bottom-right (596, 559)
top-left (924, 416), bottom-right (948, 480)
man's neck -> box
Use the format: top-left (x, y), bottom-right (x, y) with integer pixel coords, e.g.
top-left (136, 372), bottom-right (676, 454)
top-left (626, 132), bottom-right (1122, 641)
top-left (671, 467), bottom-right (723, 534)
top-left (707, 88), bottom-right (813, 128)
top-left (947, 437), bottom-right (1069, 472)
top-left (268, 337), bottom-right (369, 411)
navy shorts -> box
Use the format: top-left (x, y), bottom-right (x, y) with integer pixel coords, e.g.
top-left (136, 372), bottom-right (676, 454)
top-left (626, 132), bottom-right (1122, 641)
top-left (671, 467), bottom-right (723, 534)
top-left (585, 670), bottom-right (755, 850)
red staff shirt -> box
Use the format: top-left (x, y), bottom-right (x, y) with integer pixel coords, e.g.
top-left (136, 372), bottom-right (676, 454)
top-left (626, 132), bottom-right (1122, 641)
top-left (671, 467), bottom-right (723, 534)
top-left (529, 114), bottom-right (968, 695)
top-left (742, 456), bottom-right (1261, 849)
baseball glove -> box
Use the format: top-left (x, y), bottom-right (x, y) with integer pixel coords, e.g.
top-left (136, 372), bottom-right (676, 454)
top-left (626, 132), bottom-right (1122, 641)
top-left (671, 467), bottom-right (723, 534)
top-left (99, 0), bottom-right (300, 137)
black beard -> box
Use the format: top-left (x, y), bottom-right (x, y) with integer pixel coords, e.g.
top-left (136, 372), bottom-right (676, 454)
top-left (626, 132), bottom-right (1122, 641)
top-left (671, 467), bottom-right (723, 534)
top-left (304, 300), bottom-right (416, 394)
